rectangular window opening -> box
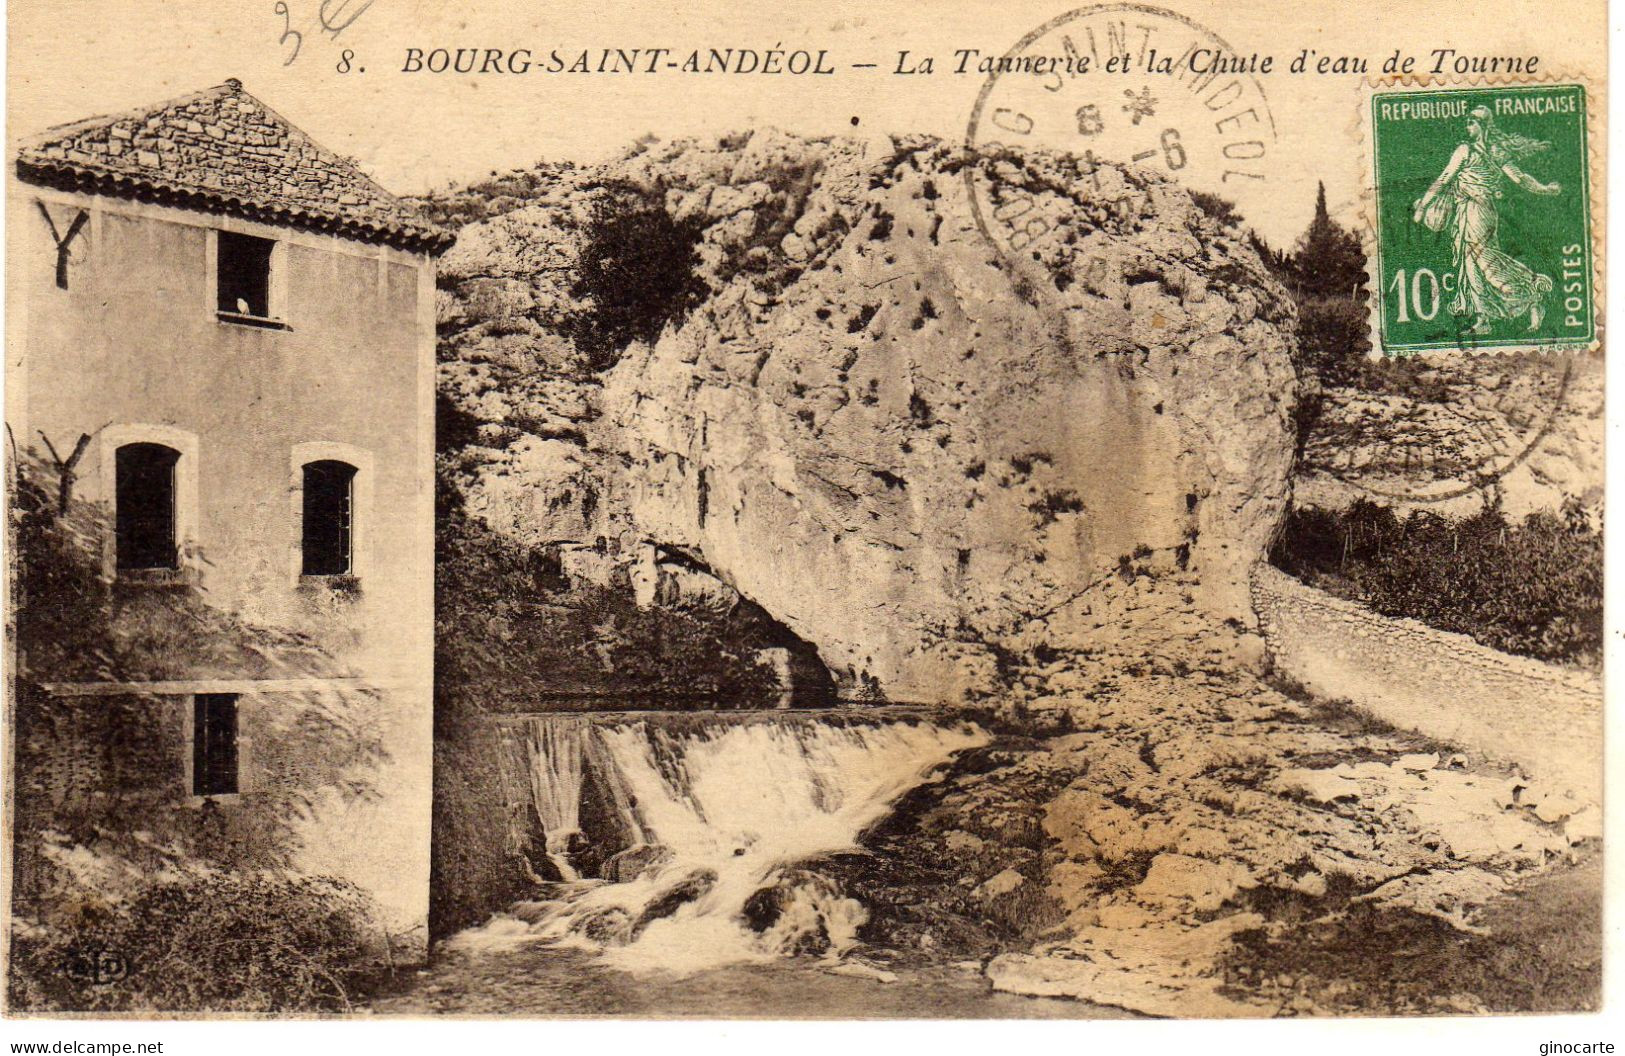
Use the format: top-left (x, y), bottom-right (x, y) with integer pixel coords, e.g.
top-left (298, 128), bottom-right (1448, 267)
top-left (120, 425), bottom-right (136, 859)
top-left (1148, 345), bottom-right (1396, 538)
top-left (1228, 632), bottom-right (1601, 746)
top-left (217, 230), bottom-right (275, 320)
top-left (115, 443), bottom-right (179, 571)
top-left (192, 693), bottom-right (239, 797)
top-left (302, 460), bottom-right (357, 576)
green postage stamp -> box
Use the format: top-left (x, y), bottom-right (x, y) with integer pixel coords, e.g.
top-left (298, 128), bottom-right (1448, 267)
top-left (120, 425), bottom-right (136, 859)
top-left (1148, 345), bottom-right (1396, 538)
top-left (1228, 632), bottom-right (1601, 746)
top-left (1368, 83), bottom-right (1595, 356)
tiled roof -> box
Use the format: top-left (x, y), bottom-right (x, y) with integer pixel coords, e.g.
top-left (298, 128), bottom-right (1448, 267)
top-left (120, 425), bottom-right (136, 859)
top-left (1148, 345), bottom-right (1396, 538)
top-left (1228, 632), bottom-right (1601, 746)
top-left (15, 79), bottom-right (454, 254)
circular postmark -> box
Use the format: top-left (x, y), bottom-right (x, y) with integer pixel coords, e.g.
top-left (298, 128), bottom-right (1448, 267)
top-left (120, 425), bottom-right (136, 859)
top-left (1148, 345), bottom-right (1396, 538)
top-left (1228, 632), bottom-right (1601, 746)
top-left (963, 3), bottom-right (1278, 279)
top-left (1306, 353), bottom-right (1575, 505)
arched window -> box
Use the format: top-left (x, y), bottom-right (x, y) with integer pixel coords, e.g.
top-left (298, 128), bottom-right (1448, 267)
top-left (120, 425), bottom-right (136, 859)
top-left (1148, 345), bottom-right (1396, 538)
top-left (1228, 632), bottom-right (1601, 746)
top-left (301, 460), bottom-right (357, 576)
top-left (115, 442), bottom-right (180, 570)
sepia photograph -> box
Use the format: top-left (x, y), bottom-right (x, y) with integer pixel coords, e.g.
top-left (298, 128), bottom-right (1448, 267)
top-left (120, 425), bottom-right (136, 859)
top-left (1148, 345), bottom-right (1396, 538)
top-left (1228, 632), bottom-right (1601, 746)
top-left (0, 0), bottom-right (1610, 1036)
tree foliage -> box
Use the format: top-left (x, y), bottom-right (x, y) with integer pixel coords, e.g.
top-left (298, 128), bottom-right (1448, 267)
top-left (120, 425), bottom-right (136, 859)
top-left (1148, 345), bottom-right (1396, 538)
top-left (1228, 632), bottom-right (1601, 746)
top-left (1293, 182), bottom-right (1368, 302)
top-left (1253, 182), bottom-right (1371, 382)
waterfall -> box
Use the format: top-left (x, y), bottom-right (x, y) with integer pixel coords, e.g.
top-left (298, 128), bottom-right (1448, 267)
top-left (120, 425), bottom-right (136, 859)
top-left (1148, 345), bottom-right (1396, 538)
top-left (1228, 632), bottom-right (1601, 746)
top-left (464, 714), bottom-right (987, 974)
top-left (522, 718), bottom-right (587, 880)
top-left (580, 726), bottom-right (650, 850)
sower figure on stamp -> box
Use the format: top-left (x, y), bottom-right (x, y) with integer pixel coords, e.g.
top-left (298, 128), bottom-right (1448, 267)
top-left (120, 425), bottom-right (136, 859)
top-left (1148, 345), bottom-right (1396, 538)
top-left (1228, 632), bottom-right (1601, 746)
top-left (1412, 105), bottom-right (1561, 334)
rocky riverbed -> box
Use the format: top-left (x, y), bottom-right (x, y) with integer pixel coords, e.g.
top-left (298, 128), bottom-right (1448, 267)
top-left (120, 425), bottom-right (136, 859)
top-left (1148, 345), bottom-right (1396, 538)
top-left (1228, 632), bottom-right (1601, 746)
top-left (766, 575), bottom-right (1598, 1017)
top-left (401, 572), bottom-right (1598, 1018)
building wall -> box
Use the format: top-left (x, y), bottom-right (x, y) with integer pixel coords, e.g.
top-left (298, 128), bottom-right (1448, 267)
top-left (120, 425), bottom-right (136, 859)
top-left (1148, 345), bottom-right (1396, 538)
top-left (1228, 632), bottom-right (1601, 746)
top-left (1251, 564), bottom-right (1602, 805)
top-left (7, 182), bottom-right (436, 948)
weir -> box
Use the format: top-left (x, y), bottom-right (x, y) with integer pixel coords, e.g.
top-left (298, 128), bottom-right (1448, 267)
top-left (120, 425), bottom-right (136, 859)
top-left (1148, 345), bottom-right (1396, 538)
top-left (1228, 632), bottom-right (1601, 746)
top-left (464, 709), bottom-right (987, 973)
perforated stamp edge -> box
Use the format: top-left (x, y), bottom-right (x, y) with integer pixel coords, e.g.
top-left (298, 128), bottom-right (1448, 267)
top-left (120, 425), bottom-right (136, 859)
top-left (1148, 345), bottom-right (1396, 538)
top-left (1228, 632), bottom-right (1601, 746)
top-left (1355, 71), bottom-right (1604, 360)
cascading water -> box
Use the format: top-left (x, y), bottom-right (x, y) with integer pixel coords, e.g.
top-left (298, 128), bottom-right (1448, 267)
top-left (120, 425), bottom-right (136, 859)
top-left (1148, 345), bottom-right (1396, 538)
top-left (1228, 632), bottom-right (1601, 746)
top-left (459, 714), bottom-right (987, 975)
top-left (523, 718), bottom-right (587, 880)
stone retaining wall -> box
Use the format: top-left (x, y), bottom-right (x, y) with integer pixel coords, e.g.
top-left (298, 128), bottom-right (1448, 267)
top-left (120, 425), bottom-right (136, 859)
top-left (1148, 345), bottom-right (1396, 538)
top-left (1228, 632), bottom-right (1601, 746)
top-left (1251, 564), bottom-right (1603, 804)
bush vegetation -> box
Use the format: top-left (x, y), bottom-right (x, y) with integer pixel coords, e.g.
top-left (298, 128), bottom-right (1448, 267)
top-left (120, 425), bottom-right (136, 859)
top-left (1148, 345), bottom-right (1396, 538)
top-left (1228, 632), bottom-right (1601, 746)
top-left (9, 875), bottom-right (377, 1013)
top-left (1270, 498), bottom-right (1602, 668)
top-left (566, 181), bottom-right (710, 372)
top-left (411, 162), bottom-right (578, 228)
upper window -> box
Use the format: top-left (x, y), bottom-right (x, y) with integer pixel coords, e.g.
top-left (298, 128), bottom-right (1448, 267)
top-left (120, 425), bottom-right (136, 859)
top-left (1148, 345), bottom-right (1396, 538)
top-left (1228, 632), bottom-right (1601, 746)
top-left (217, 230), bottom-right (276, 323)
top-left (302, 460), bottom-right (357, 576)
top-left (115, 442), bottom-right (179, 571)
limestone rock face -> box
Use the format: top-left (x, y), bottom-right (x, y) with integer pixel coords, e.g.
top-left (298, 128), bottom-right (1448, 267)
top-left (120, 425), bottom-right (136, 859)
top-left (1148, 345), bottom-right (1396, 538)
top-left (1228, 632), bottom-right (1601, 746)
top-left (434, 130), bottom-right (1300, 700)
top-left (1293, 352), bottom-right (1603, 521)
top-left (601, 134), bottom-right (1297, 699)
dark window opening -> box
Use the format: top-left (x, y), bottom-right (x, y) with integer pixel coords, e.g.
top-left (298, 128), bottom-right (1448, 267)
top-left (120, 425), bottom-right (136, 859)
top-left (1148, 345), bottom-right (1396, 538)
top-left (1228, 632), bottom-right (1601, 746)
top-left (193, 693), bottom-right (239, 797)
top-left (217, 231), bottom-right (275, 319)
top-left (115, 443), bottom-right (179, 571)
top-left (302, 460), bottom-right (357, 576)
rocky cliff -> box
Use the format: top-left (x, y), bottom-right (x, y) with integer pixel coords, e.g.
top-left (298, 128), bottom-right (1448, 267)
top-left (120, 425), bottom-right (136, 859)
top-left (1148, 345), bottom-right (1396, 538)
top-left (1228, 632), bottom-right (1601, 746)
top-left (430, 129), bottom-right (1299, 702)
top-left (1293, 351), bottom-right (1603, 521)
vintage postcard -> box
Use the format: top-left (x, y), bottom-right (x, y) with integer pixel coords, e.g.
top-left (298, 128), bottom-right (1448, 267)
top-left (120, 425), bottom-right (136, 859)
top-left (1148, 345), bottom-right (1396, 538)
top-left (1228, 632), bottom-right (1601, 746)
top-left (1, 0), bottom-right (1608, 1027)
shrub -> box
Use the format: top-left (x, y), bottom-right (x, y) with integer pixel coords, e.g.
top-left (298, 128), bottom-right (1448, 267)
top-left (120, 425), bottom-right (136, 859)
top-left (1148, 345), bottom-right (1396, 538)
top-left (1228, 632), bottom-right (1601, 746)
top-left (567, 181), bottom-right (709, 371)
top-left (9, 874), bottom-right (376, 1013)
top-left (410, 162), bottom-right (577, 228)
top-left (1189, 189), bottom-right (1242, 228)
top-left (1296, 296), bottom-right (1370, 380)
top-left (1252, 182), bottom-right (1376, 389)
top-left (1271, 498), bottom-right (1602, 667)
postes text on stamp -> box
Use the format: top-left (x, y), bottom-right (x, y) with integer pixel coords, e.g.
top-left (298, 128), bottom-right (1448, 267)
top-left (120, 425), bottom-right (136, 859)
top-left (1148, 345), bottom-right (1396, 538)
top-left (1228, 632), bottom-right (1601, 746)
top-left (1369, 83), bottom-right (1594, 356)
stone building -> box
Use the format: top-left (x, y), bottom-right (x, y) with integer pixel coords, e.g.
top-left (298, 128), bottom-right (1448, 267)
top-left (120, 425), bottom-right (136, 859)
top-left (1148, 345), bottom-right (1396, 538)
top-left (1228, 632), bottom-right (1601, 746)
top-left (6, 80), bottom-right (452, 953)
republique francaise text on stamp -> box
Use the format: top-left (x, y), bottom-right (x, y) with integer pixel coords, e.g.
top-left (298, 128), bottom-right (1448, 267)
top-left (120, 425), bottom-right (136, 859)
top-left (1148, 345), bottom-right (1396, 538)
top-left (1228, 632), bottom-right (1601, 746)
top-left (1368, 82), bottom-right (1596, 357)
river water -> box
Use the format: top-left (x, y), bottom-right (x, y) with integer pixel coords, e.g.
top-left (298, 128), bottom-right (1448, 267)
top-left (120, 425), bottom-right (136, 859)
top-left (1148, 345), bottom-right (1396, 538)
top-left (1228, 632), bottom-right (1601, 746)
top-left (363, 709), bottom-right (1128, 1017)
top-left (363, 941), bottom-right (1128, 1018)
top-left (475, 712), bottom-right (988, 972)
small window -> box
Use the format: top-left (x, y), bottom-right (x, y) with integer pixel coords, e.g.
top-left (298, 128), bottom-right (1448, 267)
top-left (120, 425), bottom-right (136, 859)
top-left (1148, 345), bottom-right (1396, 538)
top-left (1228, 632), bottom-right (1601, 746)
top-left (302, 460), bottom-right (357, 576)
top-left (193, 694), bottom-right (239, 797)
top-left (115, 443), bottom-right (179, 570)
top-left (217, 230), bottom-right (275, 320)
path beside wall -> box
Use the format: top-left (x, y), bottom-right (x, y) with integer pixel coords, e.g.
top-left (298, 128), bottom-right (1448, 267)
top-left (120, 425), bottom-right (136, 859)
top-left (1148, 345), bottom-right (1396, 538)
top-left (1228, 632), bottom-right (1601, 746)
top-left (1251, 564), bottom-right (1603, 805)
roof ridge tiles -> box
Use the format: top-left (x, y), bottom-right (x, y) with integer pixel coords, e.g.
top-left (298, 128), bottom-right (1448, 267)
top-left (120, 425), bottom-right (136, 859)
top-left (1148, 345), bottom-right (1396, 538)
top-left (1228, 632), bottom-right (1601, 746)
top-left (15, 80), bottom-right (454, 255)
